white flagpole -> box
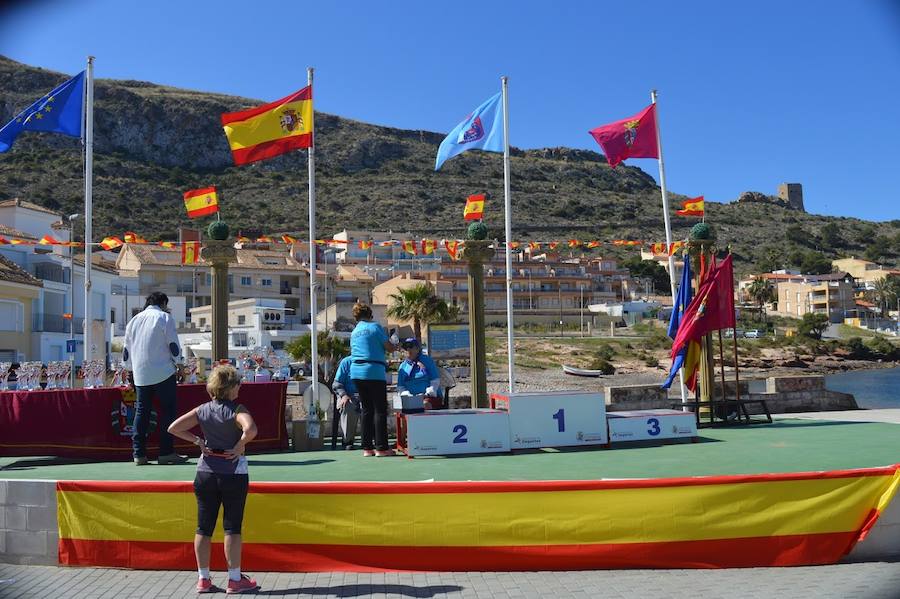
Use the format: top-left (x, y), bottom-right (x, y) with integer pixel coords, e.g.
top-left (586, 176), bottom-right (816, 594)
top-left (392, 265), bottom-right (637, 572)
top-left (501, 76), bottom-right (516, 394)
top-left (83, 56), bottom-right (95, 365)
top-left (650, 89), bottom-right (687, 406)
top-left (307, 67), bottom-right (319, 411)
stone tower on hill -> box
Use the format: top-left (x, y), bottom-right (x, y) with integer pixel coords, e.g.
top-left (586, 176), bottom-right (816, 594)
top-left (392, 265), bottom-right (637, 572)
top-left (777, 183), bottom-right (805, 212)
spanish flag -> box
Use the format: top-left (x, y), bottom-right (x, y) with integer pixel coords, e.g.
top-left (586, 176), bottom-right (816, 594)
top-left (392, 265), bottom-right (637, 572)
top-left (281, 234), bottom-right (298, 245)
top-left (181, 241), bottom-right (200, 265)
top-left (676, 196), bottom-right (704, 217)
top-left (444, 240), bottom-right (461, 261)
top-left (123, 232), bottom-right (147, 244)
top-left (548, 241), bottom-right (559, 250)
top-left (463, 194), bottom-right (485, 221)
top-left (358, 240), bottom-right (373, 250)
top-left (421, 239), bottom-right (438, 255)
top-left (221, 86), bottom-right (313, 166)
top-left (39, 235), bottom-right (61, 245)
top-left (183, 186), bottom-right (219, 219)
top-left (567, 239), bottom-right (581, 249)
top-left (528, 242), bottom-right (541, 251)
top-left (402, 240), bottom-right (417, 255)
top-left (587, 241), bottom-right (601, 249)
top-left (100, 237), bottom-right (124, 251)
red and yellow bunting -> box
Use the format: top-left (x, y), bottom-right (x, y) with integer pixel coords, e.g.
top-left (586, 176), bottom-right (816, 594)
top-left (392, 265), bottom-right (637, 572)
top-left (183, 186), bottom-right (219, 219)
top-left (444, 240), bottom-right (462, 261)
top-left (281, 234), bottom-right (298, 245)
top-left (100, 236), bottom-right (124, 251)
top-left (57, 465), bottom-right (900, 572)
top-left (123, 232), bottom-right (147, 244)
top-left (402, 240), bottom-right (417, 255)
top-left (358, 240), bottom-right (373, 250)
top-left (221, 86), bottom-right (313, 166)
top-left (421, 239), bottom-right (438, 255)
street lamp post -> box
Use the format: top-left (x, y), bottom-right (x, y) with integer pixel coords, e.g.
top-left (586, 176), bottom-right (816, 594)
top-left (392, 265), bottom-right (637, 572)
top-left (67, 213), bottom-right (80, 387)
top-left (580, 284), bottom-right (584, 338)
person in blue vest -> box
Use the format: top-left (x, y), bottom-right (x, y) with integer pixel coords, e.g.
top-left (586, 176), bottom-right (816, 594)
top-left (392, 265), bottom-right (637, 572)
top-left (396, 338), bottom-right (442, 410)
top-left (331, 355), bottom-right (361, 450)
top-left (349, 302), bottom-right (399, 457)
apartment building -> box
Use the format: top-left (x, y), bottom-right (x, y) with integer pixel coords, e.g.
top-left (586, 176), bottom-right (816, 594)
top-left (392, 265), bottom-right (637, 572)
top-left (332, 229), bottom-right (443, 281)
top-left (0, 255), bottom-right (42, 363)
top-left (0, 199), bottom-right (116, 363)
top-left (115, 243), bottom-right (331, 331)
top-left (768, 273), bottom-right (856, 322)
top-left (832, 257), bottom-right (900, 290)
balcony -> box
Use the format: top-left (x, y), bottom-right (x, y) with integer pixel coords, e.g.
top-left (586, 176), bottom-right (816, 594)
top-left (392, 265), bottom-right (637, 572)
top-left (34, 264), bottom-right (69, 284)
top-left (33, 312), bottom-right (83, 334)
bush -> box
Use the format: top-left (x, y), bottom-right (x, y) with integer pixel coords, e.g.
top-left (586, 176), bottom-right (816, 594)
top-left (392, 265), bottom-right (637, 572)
top-left (867, 337), bottom-right (900, 360)
top-left (587, 358), bottom-right (616, 375)
top-left (798, 313), bottom-right (829, 339)
top-left (844, 337), bottom-right (871, 359)
top-left (593, 344), bottom-right (616, 361)
top-left (643, 356), bottom-right (659, 367)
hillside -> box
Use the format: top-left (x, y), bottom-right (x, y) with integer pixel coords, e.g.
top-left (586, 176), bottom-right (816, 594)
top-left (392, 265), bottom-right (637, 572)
top-left (1, 56), bottom-right (898, 276)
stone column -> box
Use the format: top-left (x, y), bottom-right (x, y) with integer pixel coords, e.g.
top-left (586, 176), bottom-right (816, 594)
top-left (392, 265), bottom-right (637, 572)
top-left (200, 239), bottom-right (236, 362)
top-left (462, 239), bottom-right (494, 409)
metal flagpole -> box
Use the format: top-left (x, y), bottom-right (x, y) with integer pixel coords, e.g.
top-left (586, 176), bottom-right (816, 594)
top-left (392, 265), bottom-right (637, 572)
top-left (650, 89), bottom-right (688, 407)
top-left (83, 56), bottom-right (95, 366)
top-left (307, 67), bottom-right (319, 411)
top-left (501, 76), bottom-right (516, 394)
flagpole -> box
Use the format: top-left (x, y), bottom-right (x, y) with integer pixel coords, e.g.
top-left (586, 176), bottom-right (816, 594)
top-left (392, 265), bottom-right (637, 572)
top-left (501, 76), bottom-right (516, 394)
top-left (307, 67), bottom-right (319, 412)
top-left (650, 89), bottom-right (687, 407)
top-left (83, 56), bottom-right (95, 366)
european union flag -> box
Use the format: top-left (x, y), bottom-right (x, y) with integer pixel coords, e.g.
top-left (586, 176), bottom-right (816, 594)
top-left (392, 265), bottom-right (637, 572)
top-left (435, 92), bottom-right (504, 171)
top-left (662, 253), bottom-right (692, 389)
top-left (0, 71), bottom-right (85, 153)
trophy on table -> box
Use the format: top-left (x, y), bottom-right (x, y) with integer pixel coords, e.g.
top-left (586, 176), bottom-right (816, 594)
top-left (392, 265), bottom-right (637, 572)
top-left (110, 360), bottom-right (128, 387)
top-left (250, 346), bottom-right (270, 382)
top-left (0, 362), bottom-right (12, 391)
top-left (185, 357), bottom-right (199, 384)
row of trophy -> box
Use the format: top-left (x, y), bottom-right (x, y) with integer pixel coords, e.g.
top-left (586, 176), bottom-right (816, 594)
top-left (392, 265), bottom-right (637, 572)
top-left (237, 347), bottom-right (289, 382)
top-left (0, 360), bottom-right (79, 391)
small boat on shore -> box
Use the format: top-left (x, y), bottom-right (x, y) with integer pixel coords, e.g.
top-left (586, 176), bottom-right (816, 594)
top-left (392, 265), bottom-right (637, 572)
top-left (563, 365), bottom-right (603, 377)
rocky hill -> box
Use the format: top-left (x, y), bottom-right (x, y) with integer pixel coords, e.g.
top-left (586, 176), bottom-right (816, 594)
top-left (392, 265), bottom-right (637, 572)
top-left (1, 56), bottom-right (898, 276)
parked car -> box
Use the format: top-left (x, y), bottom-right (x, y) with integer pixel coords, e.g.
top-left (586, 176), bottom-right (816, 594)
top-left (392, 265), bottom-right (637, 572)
top-left (744, 329), bottom-right (761, 338)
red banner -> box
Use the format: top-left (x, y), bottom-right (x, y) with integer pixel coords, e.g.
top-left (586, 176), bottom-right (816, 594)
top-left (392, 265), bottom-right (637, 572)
top-left (0, 383), bottom-right (288, 460)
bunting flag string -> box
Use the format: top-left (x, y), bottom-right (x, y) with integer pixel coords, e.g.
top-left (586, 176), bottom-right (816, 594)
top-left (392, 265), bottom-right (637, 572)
top-left (0, 230), bottom-right (691, 258)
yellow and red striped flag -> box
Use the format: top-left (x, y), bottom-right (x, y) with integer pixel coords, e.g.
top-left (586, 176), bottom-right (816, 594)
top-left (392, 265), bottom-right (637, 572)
top-left (444, 240), bottom-right (462, 261)
top-left (10, 238), bottom-right (32, 245)
top-left (567, 239), bottom-right (581, 249)
top-left (528, 242), bottom-right (540, 251)
top-left (257, 235), bottom-right (274, 243)
top-left (38, 235), bottom-right (61, 245)
top-left (548, 241), bottom-right (559, 250)
top-left (421, 239), bottom-right (438, 255)
top-left (221, 86), bottom-right (313, 166)
top-left (123, 232), bottom-right (147, 244)
top-left (587, 241), bottom-right (601, 249)
top-left (402, 240), bottom-right (417, 255)
top-left (508, 242), bottom-right (520, 250)
top-left (676, 196), bottom-right (704, 217)
top-left (358, 240), bottom-right (373, 250)
top-left (669, 241), bottom-right (686, 255)
top-left (181, 241), bottom-right (200, 265)
top-left (183, 186), bottom-right (219, 219)
top-left (463, 194), bottom-right (485, 221)
top-left (158, 241), bottom-right (175, 249)
top-left (100, 236), bottom-right (124, 251)
top-left (281, 234), bottom-right (298, 245)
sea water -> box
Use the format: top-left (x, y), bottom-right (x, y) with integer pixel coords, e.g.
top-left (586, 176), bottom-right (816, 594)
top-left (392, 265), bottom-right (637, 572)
top-left (825, 366), bottom-right (900, 409)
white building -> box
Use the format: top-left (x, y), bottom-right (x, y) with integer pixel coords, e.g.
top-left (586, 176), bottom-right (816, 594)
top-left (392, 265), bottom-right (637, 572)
top-left (0, 199), bottom-right (116, 363)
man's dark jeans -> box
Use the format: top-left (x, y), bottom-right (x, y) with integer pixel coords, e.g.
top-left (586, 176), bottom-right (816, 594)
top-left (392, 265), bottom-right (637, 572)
top-left (132, 373), bottom-right (178, 458)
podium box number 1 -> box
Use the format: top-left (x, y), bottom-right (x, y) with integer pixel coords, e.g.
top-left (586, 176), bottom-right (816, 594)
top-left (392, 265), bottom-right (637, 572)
top-left (491, 391), bottom-right (608, 449)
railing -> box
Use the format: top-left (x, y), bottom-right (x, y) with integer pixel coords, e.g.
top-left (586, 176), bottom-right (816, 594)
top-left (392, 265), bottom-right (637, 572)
top-left (32, 312), bottom-right (83, 333)
top-left (33, 264), bottom-right (69, 284)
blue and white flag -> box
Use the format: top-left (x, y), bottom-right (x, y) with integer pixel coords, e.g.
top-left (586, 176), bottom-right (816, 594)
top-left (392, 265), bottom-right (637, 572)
top-left (0, 71), bottom-right (85, 153)
top-left (662, 253), bottom-right (693, 389)
top-left (435, 92), bottom-right (504, 170)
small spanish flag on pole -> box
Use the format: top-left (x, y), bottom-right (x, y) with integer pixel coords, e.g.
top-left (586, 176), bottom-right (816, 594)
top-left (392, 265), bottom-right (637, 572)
top-left (183, 186), bottom-right (219, 219)
top-left (676, 196), bottom-right (704, 217)
top-left (181, 241), bottom-right (200, 265)
top-left (221, 86), bottom-right (313, 166)
top-left (463, 194), bottom-right (485, 221)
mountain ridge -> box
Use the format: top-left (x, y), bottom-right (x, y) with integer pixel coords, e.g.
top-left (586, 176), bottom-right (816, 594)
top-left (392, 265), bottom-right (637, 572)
top-left (0, 55), bottom-right (898, 275)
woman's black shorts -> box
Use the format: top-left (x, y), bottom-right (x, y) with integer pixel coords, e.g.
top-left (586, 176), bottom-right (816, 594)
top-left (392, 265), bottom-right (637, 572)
top-left (193, 471), bottom-right (249, 536)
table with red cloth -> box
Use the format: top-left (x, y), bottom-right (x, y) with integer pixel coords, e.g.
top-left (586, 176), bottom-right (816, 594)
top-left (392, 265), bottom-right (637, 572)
top-left (0, 382), bottom-right (288, 460)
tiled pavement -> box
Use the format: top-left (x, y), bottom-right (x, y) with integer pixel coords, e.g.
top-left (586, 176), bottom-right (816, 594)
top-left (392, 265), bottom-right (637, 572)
top-left (0, 562), bottom-right (899, 599)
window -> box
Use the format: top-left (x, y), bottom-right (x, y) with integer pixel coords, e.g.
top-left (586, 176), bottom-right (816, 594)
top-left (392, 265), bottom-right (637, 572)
top-left (240, 276), bottom-right (252, 286)
top-left (233, 332), bottom-right (248, 347)
top-left (261, 278), bottom-right (273, 287)
top-left (199, 318), bottom-right (207, 327)
top-left (238, 315), bottom-right (246, 325)
top-left (0, 301), bottom-right (24, 332)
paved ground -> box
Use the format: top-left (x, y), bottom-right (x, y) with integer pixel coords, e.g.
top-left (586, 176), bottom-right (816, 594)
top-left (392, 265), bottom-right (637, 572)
top-left (1, 562), bottom-right (899, 598)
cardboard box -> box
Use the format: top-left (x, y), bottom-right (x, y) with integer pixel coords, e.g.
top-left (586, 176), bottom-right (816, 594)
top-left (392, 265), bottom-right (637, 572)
top-left (291, 419), bottom-right (323, 452)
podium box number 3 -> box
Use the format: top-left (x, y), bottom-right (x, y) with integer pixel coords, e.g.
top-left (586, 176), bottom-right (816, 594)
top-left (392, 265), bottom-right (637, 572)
top-left (491, 391), bottom-right (608, 449)
top-left (607, 409), bottom-right (698, 443)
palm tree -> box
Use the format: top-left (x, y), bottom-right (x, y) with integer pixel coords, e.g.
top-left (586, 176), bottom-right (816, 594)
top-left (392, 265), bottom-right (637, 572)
top-left (746, 277), bottom-right (776, 323)
top-left (871, 277), bottom-right (896, 318)
top-left (385, 283), bottom-right (455, 341)
top-left (285, 332), bottom-right (349, 386)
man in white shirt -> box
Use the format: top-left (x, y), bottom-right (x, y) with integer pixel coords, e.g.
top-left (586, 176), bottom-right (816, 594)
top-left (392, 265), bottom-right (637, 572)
top-left (123, 292), bottom-right (187, 465)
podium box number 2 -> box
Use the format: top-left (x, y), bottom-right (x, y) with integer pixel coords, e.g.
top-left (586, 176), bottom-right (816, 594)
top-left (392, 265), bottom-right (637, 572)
top-left (404, 409), bottom-right (511, 457)
top-left (491, 391), bottom-right (608, 449)
top-left (606, 409), bottom-right (698, 443)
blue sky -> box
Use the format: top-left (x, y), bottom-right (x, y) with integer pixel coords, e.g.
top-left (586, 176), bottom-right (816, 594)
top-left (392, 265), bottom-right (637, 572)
top-left (2, 0), bottom-right (899, 221)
